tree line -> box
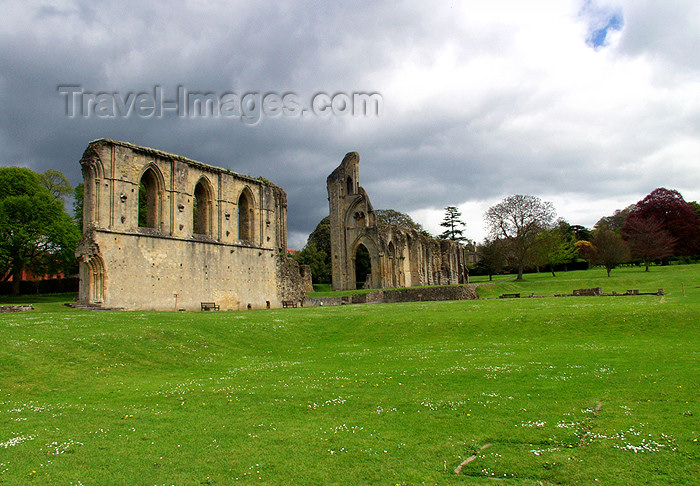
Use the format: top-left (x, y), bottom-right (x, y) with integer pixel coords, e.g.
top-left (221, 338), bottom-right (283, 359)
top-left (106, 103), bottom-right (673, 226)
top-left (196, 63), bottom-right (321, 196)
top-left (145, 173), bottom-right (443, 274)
top-left (478, 188), bottom-right (700, 279)
top-left (2, 163), bottom-right (699, 293)
top-left (294, 188), bottom-right (700, 284)
top-left (0, 167), bottom-right (83, 295)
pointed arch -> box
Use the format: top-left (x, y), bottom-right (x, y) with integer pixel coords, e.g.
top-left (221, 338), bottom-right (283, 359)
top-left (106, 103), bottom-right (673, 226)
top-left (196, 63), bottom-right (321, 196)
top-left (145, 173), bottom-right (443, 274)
top-left (351, 236), bottom-right (379, 290)
top-left (193, 176), bottom-right (214, 237)
top-left (79, 149), bottom-right (104, 229)
top-left (354, 243), bottom-right (371, 289)
top-left (237, 186), bottom-right (255, 243)
top-left (137, 164), bottom-right (165, 231)
top-left (83, 255), bottom-right (105, 304)
top-left (343, 196), bottom-right (367, 229)
top-left (424, 246), bottom-right (433, 285)
top-left (387, 240), bottom-right (397, 287)
top-left (407, 237), bottom-right (421, 287)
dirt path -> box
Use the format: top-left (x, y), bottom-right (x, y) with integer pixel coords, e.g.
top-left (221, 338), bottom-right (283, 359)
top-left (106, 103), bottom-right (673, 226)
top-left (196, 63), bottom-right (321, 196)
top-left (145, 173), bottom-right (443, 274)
top-left (454, 443), bottom-right (493, 474)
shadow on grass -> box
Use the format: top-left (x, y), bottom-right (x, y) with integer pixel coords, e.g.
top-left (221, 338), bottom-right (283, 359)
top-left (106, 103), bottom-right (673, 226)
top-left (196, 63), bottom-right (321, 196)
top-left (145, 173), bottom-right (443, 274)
top-left (0, 292), bottom-right (76, 305)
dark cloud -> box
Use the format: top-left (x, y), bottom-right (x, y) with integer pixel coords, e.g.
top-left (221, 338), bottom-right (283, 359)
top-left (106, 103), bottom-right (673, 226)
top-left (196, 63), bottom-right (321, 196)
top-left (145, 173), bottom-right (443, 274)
top-left (1, 0), bottom-right (699, 248)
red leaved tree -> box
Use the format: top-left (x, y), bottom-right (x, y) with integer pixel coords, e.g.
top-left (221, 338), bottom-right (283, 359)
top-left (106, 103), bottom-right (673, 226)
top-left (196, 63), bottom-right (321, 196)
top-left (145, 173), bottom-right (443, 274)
top-left (623, 188), bottom-right (700, 257)
top-left (621, 215), bottom-right (677, 271)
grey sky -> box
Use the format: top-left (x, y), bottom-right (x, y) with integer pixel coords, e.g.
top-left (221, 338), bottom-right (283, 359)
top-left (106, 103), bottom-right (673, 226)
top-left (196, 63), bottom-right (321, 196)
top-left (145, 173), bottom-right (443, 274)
top-left (1, 0), bottom-right (698, 248)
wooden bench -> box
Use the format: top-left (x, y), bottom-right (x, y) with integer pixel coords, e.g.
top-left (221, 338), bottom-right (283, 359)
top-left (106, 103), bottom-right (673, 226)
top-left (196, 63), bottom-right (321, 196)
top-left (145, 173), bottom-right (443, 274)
top-left (201, 302), bottom-right (220, 311)
top-left (282, 300), bottom-right (298, 308)
top-left (499, 293), bottom-right (520, 299)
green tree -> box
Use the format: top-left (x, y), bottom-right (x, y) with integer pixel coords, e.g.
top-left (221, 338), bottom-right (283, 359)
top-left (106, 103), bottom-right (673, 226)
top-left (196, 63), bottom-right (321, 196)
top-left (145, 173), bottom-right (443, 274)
top-left (292, 217), bottom-right (332, 284)
top-left (591, 228), bottom-right (630, 277)
top-left (691, 201), bottom-right (700, 218)
top-left (73, 182), bottom-right (84, 232)
top-left (292, 241), bottom-right (331, 284)
top-left (37, 168), bottom-right (72, 202)
top-left (0, 167), bottom-right (80, 295)
top-left (567, 224), bottom-right (593, 241)
top-left (438, 206), bottom-right (467, 241)
top-left (138, 182), bottom-right (148, 227)
top-left (595, 205), bottom-right (635, 232)
top-left (485, 195), bottom-right (556, 280)
top-left (533, 222), bottom-right (578, 276)
top-left (375, 209), bottom-right (426, 233)
top-left (307, 216), bottom-right (331, 257)
top-left (475, 238), bottom-right (507, 281)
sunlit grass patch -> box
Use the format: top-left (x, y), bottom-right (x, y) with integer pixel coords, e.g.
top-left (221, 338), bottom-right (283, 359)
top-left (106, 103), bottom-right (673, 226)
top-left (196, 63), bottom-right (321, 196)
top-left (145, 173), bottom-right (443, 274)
top-left (0, 265), bottom-right (698, 484)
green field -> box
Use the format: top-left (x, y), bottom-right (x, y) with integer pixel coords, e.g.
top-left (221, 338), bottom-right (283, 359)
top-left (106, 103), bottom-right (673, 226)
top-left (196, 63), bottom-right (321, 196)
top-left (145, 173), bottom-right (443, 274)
top-left (1, 265), bottom-right (698, 485)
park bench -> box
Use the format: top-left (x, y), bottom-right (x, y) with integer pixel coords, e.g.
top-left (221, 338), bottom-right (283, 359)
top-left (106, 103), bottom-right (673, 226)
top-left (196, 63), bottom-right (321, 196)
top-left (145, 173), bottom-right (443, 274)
top-left (201, 302), bottom-right (220, 311)
top-left (499, 293), bottom-right (521, 299)
top-left (282, 300), bottom-right (298, 308)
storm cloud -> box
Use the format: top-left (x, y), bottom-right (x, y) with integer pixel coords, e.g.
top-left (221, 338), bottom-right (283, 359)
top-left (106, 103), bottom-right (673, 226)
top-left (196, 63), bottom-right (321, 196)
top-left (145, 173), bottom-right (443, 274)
top-left (1, 0), bottom-right (698, 247)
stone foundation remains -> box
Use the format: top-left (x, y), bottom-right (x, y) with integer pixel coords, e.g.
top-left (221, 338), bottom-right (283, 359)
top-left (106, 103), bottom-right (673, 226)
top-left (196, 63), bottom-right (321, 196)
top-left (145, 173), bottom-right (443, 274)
top-left (303, 285), bottom-right (478, 307)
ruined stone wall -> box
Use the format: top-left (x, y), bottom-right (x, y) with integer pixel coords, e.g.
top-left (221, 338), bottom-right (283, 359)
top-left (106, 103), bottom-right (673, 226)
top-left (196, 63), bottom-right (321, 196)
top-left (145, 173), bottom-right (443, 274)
top-left (76, 139), bottom-right (301, 310)
top-left (302, 285), bottom-right (477, 306)
top-left (327, 152), bottom-right (470, 291)
top-left (298, 265), bottom-right (314, 293)
top-left (381, 285), bottom-right (477, 303)
top-left (276, 258), bottom-right (308, 306)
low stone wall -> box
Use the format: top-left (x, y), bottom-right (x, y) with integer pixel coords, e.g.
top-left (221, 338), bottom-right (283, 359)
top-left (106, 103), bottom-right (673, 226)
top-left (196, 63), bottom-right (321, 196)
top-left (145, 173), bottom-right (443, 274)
top-left (302, 285), bottom-right (477, 307)
top-left (383, 285), bottom-right (477, 303)
top-left (303, 296), bottom-right (344, 306)
top-left (0, 304), bottom-right (34, 313)
top-left (350, 290), bottom-right (384, 304)
top-left (554, 288), bottom-right (664, 298)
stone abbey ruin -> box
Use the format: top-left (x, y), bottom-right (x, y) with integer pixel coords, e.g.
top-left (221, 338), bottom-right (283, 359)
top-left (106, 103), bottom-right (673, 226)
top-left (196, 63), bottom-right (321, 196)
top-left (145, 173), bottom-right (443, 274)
top-left (76, 141), bottom-right (474, 310)
top-left (76, 139), bottom-right (305, 310)
top-left (327, 152), bottom-right (473, 291)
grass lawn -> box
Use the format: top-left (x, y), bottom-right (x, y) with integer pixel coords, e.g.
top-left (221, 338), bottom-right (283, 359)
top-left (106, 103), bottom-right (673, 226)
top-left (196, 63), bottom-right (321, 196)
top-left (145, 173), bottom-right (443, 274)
top-left (1, 265), bottom-right (698, 485)
top-left (474, 264), bottom-right (697, 299)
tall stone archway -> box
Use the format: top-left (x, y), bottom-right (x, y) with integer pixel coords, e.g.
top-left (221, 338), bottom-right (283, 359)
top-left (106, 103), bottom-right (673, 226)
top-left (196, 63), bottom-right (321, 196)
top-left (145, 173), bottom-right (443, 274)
top-left (387, 240), bottom-right (397, 287)
top-left (328, 151), bottom-right (469, 291)
top-left (238, 187), bottom-right (255, 243)
top-left (79, 254), bottom-right (105, 304)
top-left (193, 177), bottom-right (214, 237)
top-left (138, 165), bottom-right (164, 231)
top-left (354, 243), bottom-right (371, 289)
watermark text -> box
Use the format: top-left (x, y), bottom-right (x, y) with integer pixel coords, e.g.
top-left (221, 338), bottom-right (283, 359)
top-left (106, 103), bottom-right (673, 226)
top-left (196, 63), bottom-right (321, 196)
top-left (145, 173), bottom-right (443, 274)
top-left (58, 85), bottom-right (382, 124)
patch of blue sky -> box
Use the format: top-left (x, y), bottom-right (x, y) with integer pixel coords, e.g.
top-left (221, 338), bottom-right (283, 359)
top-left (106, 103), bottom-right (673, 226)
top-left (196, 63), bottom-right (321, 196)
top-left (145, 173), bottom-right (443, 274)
top-left (587, 12), bottom-right (624, 48)
top-left (579, 0), bottom-right (624, 49)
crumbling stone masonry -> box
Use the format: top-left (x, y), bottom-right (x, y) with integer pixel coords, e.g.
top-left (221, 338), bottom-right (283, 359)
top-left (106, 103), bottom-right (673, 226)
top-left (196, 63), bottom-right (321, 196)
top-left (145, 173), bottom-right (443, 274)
top-left (76, 139), bottom-right (305, 310)
top-left (327, 152), bottom-right (474, 291)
